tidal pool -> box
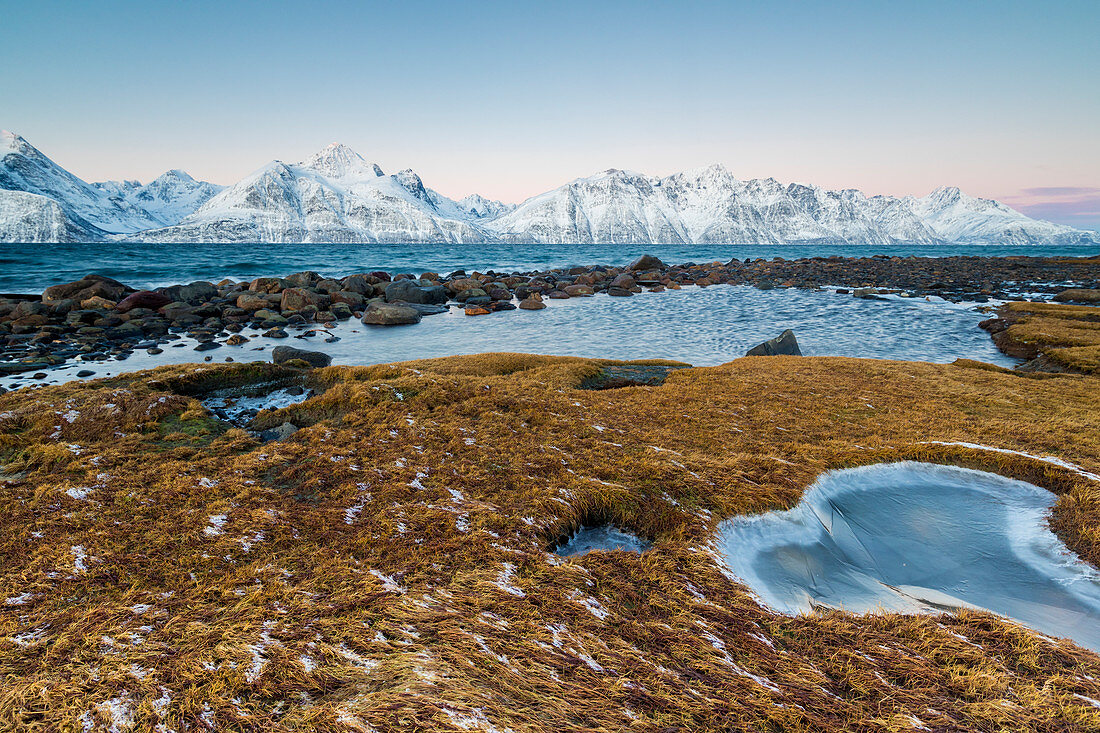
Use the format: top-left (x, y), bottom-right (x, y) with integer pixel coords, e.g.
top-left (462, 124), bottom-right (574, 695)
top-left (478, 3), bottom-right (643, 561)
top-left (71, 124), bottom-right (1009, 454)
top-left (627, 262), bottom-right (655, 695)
top-left (7, 285), bottom-right (1014, 389)
top-left (555, 526), bottom-right (651, 557)
top-left (717, 462), bottom-right (1100, 651)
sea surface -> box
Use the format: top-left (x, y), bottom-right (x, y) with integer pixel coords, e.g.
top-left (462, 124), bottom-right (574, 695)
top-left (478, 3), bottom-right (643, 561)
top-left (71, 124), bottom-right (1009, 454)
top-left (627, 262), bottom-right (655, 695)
top-left (1, 242), bottom-right (1097, 293)
top-left (11, 285), bottom-right (1014, 388)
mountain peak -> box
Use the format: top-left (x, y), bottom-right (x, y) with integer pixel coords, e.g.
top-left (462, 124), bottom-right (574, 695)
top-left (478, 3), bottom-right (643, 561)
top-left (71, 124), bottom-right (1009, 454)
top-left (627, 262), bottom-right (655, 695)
top-left (302, 143), bottom-right (378, 179)
top-left (1, 130), bottom-right (35, 156)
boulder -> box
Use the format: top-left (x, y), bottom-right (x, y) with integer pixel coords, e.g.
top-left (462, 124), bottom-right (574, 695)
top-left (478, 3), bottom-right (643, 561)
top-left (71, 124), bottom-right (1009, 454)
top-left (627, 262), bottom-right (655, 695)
top-left (175, 281), bottom-right (218, 303)
top-left (236, 293), bottom-right (270, 312)
top-left (281, 288), bottom-right (329, 312)
top-left (80, 295), bottom-right (117, 310)
top-left (464, 305), bottom-right (492, 316)
top-left (746, 329), bottom-right (802, 357)
top-left (627, 254), bottom-right (665, 271)
top-left (42, 275), bottom-right (127, 304)
top-left (340, 274), bottom-right (376, 294)
top-left (384, 280), bottom-right (448, 305)
top-left (361, 302), bottom-right (422, 326)
top-left (248, 277), bottom-right (286, 294)
top-left (519, 294), bottom-right (546, 310)
top-left (448, 277), bottom-right (483, 293)
top-left (1053, 288), bottom-right (1100, 304)
top-left (116, 290), bottom-right (172, 313)
top-left (563, 284), bottom-right (594, 296)
top-left (330, 290), bottom-right (365, 308)
top-left (609, 274), bottom-right (636, 289)
top-left (272, 345), bottom-right (332, 368)
top-left (284, 271), bottom-right (322, 288)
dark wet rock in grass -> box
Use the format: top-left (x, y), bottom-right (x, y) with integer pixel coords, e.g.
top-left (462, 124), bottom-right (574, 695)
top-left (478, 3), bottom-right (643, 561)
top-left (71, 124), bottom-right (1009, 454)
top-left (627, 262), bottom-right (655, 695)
top-left (746, 329), bottom-right (802, 357)
top-left (271, 345), bottom-right (332, 368)
top-left (580, 364), bottom-right (688, 389)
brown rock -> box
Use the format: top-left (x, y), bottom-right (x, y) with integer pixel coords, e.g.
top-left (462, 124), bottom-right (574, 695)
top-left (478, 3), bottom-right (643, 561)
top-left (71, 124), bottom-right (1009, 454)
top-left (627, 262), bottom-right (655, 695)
top-left (80, 295), bottom-right (117, 310)
top-left (236, 293), bottom-right (270, 311)
top-left (340, 274), bottom-right (376, 294)
top-left (330, 290), bottom-right (365, 308)
top-left (609, 274), bottom-right (636, 289)
top-left (519, 296), bottom-right (546, 310)
top-left (464, 305), bottom-right (492, 316)
top-left (1053, 288), bottom-right (1100, 304)
top-left (281, 288), bottom-right (329, 312)
top-left (248, 277), bottom-right (286, 294)
top-left (42, 275), bottom-right (127, 304)
top-left (563, 284), bottom-right (594, 296)
top-left (116, 290), bottom-right (173, 313)
top-left (449, 278), bottom-right (484, 293)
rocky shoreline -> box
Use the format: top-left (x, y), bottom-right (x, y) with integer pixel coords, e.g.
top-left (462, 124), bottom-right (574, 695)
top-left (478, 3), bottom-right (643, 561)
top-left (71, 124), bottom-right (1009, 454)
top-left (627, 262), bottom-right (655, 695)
top-left (1, 254), bottom-right (1098, 381)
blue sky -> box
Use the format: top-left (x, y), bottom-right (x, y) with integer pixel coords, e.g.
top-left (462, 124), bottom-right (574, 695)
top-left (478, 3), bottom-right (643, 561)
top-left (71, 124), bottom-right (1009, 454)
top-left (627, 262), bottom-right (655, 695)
top-left (3, 0), bottom-right (1098, 227)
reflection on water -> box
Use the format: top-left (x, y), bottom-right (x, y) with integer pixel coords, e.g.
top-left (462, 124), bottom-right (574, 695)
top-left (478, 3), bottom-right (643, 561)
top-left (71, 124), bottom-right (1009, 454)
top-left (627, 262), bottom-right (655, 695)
top-left (11, 286), bottom-right (1014, 388)
top-left (717, 462), bottom-right (1100, 651)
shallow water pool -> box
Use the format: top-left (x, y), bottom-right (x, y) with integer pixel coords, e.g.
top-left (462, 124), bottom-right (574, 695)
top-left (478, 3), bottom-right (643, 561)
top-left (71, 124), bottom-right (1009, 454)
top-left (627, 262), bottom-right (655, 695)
top-left (8, 285), bottom-right (1013, 388)
top-left (555, 526), bottom-right (651, 557)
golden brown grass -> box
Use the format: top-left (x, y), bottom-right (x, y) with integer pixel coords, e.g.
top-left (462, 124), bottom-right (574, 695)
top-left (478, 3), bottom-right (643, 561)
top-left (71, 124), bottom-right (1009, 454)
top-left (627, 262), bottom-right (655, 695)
top-left (1, 353), bottom-right (1099, 731)
top-left (992, 301), bottom-right (1100, 373)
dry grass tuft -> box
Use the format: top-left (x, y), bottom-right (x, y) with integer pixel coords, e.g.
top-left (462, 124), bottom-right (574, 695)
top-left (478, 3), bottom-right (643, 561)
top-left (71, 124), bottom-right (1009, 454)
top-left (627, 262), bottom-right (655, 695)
top-left (1, 353), bottom-right (1099, 731)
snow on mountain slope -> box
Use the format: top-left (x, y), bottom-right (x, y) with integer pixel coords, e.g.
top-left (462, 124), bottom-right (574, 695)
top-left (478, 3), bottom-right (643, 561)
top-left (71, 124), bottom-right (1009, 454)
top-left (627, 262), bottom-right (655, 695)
top-left (0, 130), bottom-right (222, 240)
top-left (95, 171), bottom-right (224, 228)
top-left (1, 131), bottom-right (1096, 244)
top-left (485, 166), bottom-right (944, 245)
top-left (134, 144), bottom-right (489, 243)
top-left (0, 189), bottom-right (106, 243)
top-left (908, 186), bottom-right (1093, 245)
top-left (485, 166), bottom-right (1096, 245)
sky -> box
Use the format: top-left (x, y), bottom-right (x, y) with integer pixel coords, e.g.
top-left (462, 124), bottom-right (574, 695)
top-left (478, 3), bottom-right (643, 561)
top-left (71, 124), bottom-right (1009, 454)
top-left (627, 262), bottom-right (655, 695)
top-left (3, 0), bottom-right (1099, 229)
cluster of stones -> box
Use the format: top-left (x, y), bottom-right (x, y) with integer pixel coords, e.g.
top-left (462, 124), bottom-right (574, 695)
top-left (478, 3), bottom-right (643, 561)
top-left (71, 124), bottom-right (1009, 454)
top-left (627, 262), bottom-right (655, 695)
top-left (0, 254), bottom-right (1096, 381)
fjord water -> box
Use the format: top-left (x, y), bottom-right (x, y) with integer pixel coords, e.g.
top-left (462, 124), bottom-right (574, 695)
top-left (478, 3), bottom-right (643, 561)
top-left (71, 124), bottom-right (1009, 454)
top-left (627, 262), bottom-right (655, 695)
top-left (717, 463), bottom-right (1100, 652)
top-left (17, 285), bottom-right (1015, 387)
top-left (1, 242), bottom-right (1098, 292)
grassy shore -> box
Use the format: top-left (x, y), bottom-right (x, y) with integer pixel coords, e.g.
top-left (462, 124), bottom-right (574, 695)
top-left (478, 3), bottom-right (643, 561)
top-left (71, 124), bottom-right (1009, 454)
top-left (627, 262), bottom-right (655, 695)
top-left (1, 348), bottom-right (1099, 731)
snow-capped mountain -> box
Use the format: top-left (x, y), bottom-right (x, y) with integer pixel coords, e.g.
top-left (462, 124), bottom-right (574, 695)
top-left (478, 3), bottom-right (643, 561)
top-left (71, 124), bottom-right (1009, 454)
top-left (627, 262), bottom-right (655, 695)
top-left (134, 144), bottom-right (492, 243)
top-left (0, 130), bottom-right (222, 241)
top-left (485, 165), bottom-right (1095, 245)
top-left (1, 131), bottom-right (1096, 245)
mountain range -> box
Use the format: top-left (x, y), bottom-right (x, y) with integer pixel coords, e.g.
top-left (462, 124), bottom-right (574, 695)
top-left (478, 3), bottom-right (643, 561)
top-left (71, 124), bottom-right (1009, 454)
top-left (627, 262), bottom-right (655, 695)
top-left (1, 130), bottom-right (1096, 245)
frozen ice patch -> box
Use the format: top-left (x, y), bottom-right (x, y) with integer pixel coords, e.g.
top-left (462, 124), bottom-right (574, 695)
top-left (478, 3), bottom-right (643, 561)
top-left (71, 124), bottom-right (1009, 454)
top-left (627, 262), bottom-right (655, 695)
top-left (717, 462), bottom-right (1100, 652)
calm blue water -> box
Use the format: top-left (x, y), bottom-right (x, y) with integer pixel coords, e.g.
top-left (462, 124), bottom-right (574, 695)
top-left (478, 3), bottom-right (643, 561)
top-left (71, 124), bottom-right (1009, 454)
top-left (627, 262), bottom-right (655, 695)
top-left (15, 285), bottom-right (1015, 388)
top-left (1, 242), bottom-right (1097, 292)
